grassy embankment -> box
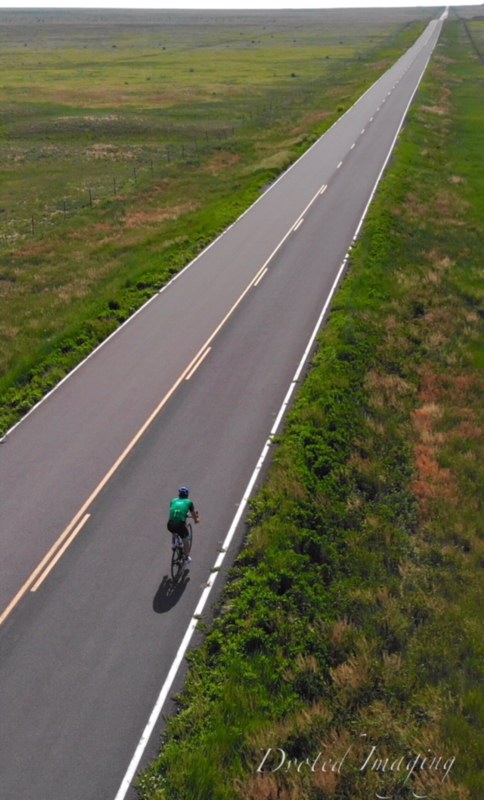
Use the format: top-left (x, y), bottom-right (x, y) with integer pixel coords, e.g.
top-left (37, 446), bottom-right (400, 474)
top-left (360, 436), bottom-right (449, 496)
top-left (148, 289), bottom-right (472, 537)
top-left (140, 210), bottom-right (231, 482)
top-left (0, 9), bottom-right (431, 434)
top-left (137, 16), bottom-right (484, 800)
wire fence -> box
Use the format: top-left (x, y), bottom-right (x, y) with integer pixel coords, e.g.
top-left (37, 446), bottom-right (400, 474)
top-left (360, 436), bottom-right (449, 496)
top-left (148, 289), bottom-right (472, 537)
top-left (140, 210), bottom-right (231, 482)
top-left (1, 124), bottom-right (240, 246)
top-left (1, 79), bottom-right (335, 246)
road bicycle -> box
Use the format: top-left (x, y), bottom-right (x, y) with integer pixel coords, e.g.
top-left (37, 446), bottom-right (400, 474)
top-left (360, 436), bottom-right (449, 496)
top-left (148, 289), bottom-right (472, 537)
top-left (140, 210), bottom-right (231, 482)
top-left (170, 522), bottom-right (192, 581)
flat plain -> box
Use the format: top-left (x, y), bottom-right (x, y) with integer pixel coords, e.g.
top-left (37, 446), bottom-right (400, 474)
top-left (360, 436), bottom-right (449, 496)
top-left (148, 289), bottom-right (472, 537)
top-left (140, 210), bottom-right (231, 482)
top-left (0, 8), bottom-right (432, 432)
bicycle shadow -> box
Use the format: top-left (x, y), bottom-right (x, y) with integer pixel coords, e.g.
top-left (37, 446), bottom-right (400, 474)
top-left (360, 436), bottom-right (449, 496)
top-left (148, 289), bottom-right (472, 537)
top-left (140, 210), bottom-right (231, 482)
top-left (153, 571), bottom-right (190, 614)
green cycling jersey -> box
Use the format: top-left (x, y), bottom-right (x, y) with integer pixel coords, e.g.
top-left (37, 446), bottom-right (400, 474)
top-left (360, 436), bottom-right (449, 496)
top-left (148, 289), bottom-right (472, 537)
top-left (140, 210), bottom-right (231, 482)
top-left (169, 497), bottom-right (194, 523)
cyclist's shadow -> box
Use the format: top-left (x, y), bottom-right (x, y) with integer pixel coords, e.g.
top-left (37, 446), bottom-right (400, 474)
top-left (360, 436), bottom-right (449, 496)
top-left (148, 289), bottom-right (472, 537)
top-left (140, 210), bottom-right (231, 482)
top-left (153, 570), bottom-right (190, 614)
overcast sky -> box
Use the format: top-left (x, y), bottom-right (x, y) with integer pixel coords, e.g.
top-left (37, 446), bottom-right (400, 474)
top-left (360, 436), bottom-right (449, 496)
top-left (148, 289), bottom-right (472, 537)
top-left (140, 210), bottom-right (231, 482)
top-left (0, 0), bottom-right (469, 9)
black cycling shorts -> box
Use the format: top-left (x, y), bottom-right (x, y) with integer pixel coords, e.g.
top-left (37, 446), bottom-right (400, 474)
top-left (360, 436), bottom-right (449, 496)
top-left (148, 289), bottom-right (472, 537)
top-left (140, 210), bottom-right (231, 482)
top-left (167, 519), bottom-right (189, 538)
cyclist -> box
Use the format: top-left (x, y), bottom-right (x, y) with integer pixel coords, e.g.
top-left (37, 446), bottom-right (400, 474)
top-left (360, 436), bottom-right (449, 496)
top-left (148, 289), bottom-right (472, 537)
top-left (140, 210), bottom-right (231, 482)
top-left (167, 486), bottom-right (199, 562)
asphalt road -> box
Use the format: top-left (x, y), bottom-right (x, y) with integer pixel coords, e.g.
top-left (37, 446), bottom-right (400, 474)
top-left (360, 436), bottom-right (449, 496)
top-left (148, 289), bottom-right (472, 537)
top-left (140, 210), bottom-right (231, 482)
top-left (0, 15), bottom-right (444, 800)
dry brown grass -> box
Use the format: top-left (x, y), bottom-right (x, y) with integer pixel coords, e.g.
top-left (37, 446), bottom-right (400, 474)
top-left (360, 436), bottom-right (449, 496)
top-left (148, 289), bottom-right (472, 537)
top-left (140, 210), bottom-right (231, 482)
top-left (12, 241), bottom-right (56, 261)
top-left (52, 88), bottom-right (134, 107)
top-left (410, 374), bottom-right (474, 511)
top-left (425, 251), bottom-right (454, 271)
top-left (365, 370), bottom-right (415, 409)
top-left (244, 728), bottom-right (352, 799)
top-left (330, 618), bottom-right (355, 652)
top-left (255, 702), bottom-right (333, 748)
top-left (412, 442), bottom-right (457, 508)
top-left (121, 202), bottom-right (199, 228)
top-left (311, 766), bottom-right (340, 794)
top-left (290, 109), bottom-right (332, 136)
top-left (85, 143), bottom-right (118, 160)
top-left (242, 774), bottom-right (292, 800)
top-left (413, 401), bottom-right (443, 433)
top-left (202, 151), bottom-right (242, 175)
top-left (449, 420), bottom-right (484, 440)
top-left (330, 637), bottom-right (376, 697)
top-left (418, 370), bottom-right (446, 404)
top-left (434, 187), bottom-right (469, 224)
top-left (403, 185), bottom-right (467, 227)
top-left (449, 174), bottom-right (466, 185)
top-left (270, 461), bottom-right (309, 501)
top-left (420, 103), bottom-right (447, 115)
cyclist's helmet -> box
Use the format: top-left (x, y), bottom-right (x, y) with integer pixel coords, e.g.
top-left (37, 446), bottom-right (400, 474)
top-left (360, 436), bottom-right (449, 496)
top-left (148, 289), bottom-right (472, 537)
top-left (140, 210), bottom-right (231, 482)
top-left (178, 486), bottom-right (190, 498)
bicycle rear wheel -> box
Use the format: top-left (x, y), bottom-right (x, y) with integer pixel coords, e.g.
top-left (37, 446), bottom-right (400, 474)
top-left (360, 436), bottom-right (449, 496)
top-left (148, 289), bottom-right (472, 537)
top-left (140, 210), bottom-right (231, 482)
top-left (171, 545), bottom-right (185, 581)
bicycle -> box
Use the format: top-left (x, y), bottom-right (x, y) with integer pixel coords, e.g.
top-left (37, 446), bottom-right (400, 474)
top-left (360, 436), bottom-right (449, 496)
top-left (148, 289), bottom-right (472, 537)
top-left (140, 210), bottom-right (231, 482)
top-left (170, 522), bottom-right (192, 581)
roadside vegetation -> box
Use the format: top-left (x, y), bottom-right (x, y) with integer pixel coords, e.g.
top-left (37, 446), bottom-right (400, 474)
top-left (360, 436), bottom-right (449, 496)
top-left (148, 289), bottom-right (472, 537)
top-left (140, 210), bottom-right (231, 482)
top-left (137, 14), bottom-right (484, 800)
top-left (0, 8), bottom-right (432, 434)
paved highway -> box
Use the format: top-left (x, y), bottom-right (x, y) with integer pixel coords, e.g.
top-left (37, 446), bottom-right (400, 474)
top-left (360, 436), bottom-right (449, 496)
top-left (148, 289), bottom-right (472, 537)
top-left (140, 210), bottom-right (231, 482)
top-left (0, 14), bottom-right (445, 800)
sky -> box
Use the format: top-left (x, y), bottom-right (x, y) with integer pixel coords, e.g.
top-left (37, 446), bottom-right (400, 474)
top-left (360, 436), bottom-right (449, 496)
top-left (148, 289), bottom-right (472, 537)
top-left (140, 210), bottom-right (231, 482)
top-left (0, 0), bottom-right (473, 9)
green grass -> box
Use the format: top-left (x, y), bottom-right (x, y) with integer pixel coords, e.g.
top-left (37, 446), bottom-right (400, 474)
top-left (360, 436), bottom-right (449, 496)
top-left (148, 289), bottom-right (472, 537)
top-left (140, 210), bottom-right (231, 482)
top-left (0, 8), bottom-right (433, 434)
top-left (136, 15), bottom-right (484, 800)
top-left (0, 8), bottom-right (428, 236)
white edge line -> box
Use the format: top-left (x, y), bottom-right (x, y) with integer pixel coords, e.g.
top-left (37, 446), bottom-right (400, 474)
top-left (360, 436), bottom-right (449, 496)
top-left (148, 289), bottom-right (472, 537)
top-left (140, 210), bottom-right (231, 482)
top-left (353, 50), bottom-right (433, 243)
top-left (293, 217), bottom-right (304, 232)
top-left (112, 243), bottom-right (350, 800)
top-left (1, 21), bottom-right (436, 443)
top-left (113, 27), bottom-right (441, 800)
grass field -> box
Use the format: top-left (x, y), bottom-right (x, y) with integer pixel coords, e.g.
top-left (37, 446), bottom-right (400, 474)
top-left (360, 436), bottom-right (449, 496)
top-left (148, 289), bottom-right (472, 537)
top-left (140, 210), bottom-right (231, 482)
top-left (136, 12), bottom-right (484, 800)
top-left (0, 7), bottom-right (433, 434)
